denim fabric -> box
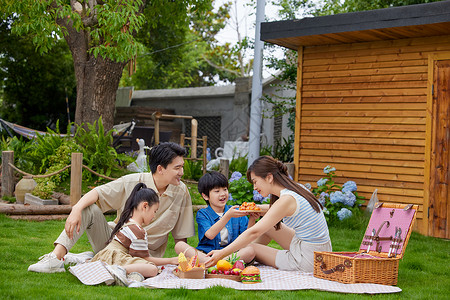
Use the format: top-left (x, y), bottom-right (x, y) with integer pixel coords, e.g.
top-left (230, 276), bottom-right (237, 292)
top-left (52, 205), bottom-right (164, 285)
top-left (196, 205), bottom-right (248, 253)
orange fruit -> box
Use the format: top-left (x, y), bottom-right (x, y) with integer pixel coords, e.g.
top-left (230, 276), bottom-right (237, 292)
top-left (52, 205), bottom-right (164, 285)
top-left (217, 259), bottom-right (232, 271)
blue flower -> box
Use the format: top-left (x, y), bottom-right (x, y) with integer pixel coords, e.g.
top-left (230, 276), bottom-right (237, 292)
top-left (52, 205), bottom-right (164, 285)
top-left (304, 183), bottom-right (312, 190)
top-left (228, 193), bottom-right (234, 201)
top-left (318, 192), bottom-right (329, 206)
top-left (229, 171), bottom-right (242, 183)
top-left (342, 191), bottom-right (356, 207)
top-left (337, 208), bottom-right (353, 221)
top-left (323, 207), bottom-right (330, 215)
top-left (317, 178), bottom-right (328, 187)
top-left (253, 190), bottom-right (264, 203)
top-left (323, 166), bottom-right (336, 174)
top-left (330, 191), bottom-right (345, 204)
top-left (342, 181), bottom-right (357, 193)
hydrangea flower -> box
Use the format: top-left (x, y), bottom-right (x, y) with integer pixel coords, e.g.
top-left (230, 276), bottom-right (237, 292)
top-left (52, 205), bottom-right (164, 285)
top-left (337, 208), bottom-right (353, 220)
top-left (342, 191), bottom-right (356, 207)
top-left (323, 166), bottom-right (336, 174)
top-left (330, 191), bottom-right (345, 204)
top-left (342, 181), bottom-right (357, 193)
top-left (318, 192), bottom-right (329, 206)
top-left (323, 207), bottom-right (330, 215)
top-left (304, 183), bottom-right (312, 190)
top-left (228, 193), bottom-right (234, 201)
top-left (229, 171), bottom-right (242, 183)
top-left (317, 178), bottom-right (328, 187)
top-left (253, 190), bottom-right (264, 203)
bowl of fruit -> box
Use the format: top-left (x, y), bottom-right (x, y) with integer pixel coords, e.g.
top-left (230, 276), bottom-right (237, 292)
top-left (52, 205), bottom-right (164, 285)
top-left (205, 253), bottom-right (245, 282)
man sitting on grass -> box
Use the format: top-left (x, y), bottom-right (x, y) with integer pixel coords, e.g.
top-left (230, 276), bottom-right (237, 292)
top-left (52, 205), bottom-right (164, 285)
top-left (28, 142), bottom-right (194, 273)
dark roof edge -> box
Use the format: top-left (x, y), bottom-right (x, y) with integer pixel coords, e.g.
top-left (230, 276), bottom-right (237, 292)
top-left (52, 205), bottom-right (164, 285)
top-left (261, 1), bottom-right (450, 41)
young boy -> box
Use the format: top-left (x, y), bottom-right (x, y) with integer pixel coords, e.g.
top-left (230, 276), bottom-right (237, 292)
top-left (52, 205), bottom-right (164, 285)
top-left (175, 171), bottom-right (257, 263)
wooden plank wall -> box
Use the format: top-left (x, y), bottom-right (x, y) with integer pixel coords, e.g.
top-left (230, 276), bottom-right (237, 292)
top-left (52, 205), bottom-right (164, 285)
top-left (297, 35), bottom-right (450, 233)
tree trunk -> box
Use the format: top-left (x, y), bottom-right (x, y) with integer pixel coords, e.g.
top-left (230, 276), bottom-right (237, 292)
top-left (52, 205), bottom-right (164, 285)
top-left (60, 19), bottom-right (127, 130)
top-left (73, 55), bottom-right (126, 130)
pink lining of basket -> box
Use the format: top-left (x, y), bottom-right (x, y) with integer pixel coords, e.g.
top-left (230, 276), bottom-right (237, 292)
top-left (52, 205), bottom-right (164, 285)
top-left (359, 207), bottom-right (416, 254)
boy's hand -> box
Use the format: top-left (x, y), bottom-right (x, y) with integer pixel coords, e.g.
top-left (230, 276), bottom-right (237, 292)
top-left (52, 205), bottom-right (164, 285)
top-left (225, 205), bottom-right (249, 219)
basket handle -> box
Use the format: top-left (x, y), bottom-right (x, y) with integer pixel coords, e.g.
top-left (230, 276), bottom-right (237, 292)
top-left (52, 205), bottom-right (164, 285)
top-left (316, 255), bottom-right (352, 274)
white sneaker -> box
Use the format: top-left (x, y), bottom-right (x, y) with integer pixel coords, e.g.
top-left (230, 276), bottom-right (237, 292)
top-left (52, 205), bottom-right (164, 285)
top-left (106, 265), bottom-right (129, 286)
top-left (28, 252), bottom-right (65, 273)
top-left (64, 251), bottom-right (94, 266)
top-left (127, 271), bottom-right (144, 283)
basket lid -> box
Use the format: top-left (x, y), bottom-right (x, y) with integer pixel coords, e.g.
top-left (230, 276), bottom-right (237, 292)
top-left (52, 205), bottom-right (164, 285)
top-left (359, 202), bottom-right (418, 258)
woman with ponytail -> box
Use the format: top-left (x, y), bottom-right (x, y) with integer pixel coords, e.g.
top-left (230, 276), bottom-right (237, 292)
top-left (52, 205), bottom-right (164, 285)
top-left (206, 156), bottom-right (331, 272)
top-left (91, 183), bottom-right (178, 286)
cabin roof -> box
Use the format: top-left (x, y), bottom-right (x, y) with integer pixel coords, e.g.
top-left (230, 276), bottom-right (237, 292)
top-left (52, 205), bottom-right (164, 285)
top-left (261, 1), bottom-right (450, 49)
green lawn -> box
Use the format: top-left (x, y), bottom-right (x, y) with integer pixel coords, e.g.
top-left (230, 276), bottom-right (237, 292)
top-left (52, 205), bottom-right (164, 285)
top-left (0, 213), bottom-right (448, 299)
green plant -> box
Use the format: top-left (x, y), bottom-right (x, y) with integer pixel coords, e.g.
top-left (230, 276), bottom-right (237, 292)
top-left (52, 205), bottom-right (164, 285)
top-left (309, 166), bottom-right (365, 225)
top-left (0, 136), bottom-right (33, 172)
top-left (74, 117), bottom-right (121, 179)
top-left (259, 144), bottom-right (273, 156)
top-left (32, 179), bottom-right (56, 199)
top-left (2, 195), bottom-right (15, 203)
top-left (228, 171), bottom-right (269, 206)
top-left (32, 140), bottom-right (80, 199)
top-left (229, 156), bottom-right (248, 176)
top-left (26, 121), bottom-right (68, 174)
top-left (273, 136), bottom-right (294, 162)
top-left (182, 159), bottom-right (203, 181)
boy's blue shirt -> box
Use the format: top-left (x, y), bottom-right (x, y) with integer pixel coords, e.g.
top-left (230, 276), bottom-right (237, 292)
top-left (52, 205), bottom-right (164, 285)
top-left (196, 204), bottom-right (248, 253)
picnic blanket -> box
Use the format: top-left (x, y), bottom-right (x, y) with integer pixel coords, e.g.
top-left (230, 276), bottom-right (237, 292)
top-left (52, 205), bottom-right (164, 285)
top-left (69, 261), bottom-right (401, 294)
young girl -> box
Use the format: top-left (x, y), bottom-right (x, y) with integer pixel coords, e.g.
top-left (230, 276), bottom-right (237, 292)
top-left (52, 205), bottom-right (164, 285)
top-left (205, 156), bottom-right (332, 272)
top-left (91, 183), bottom-right (177, 286)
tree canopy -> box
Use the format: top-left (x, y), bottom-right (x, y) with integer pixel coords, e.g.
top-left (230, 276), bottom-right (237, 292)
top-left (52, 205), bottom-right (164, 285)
top-left (0, 0), bottom-right (211, 130)
top-left (0, 17), bottom-right (76, 131)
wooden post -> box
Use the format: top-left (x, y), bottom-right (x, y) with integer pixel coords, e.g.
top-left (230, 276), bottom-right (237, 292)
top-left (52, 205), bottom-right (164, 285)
top-left (1, 151), bottom-right (14, 198)
top-left (202, 136), bottom-right (207, 174)
top-left (219, 159), bottom-right (229, 178)
top-left (180, 133), bottom-right (185, 147)
top-left (152, 111), bottom-right (162, 145)
top-left (191, 119), bottom-right (198, 159)
top-left (70, 152), bottom-right (83, 206)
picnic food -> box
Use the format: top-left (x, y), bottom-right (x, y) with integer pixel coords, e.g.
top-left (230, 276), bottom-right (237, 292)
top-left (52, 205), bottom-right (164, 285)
top-left (241, 266), bottom-right (261, 284)
top-left (177, 252), bottom-right (189, 272)
top-left (217, 259), bottom-right (232, 272)
top-left (239, 202), bottom-right (261, 211)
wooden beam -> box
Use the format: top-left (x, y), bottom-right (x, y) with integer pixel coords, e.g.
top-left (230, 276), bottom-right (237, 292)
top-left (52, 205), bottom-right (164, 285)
top-left (294, 46), bottom-right (303, 181)
top-left (0, 204), bottom-right (72, 215)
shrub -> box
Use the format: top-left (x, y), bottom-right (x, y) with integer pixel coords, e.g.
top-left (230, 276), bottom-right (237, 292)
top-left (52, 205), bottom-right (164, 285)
top-left (73, 116), bottom-right (122, 178)
top-left (229, 156), bottom-right (248, 176)
top-left (182, 159), bottom-right (203, 181)
top-left (308, 165), bottom-right (365, 225)
top-left (227, 171), bottom-right (269, 206)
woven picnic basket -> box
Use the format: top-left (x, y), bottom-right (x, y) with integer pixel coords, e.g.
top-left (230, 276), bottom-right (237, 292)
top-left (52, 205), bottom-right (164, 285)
top-left (314, 203), bottom-right (417, 285)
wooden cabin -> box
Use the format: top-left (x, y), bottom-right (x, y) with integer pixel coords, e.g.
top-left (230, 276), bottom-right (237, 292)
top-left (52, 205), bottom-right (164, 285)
top-left (260, 1), bottom-right (450, 238)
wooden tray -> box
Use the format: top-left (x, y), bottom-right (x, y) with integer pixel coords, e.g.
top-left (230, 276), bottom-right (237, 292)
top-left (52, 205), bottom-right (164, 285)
top-left (238, 209), bottom-right (261, 213)
top-left (205, 273), bottom-right (242, 282)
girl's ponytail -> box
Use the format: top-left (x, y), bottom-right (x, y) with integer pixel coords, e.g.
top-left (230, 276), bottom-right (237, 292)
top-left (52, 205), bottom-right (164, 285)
top-left (107, 183), bottom-right (151, 244)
